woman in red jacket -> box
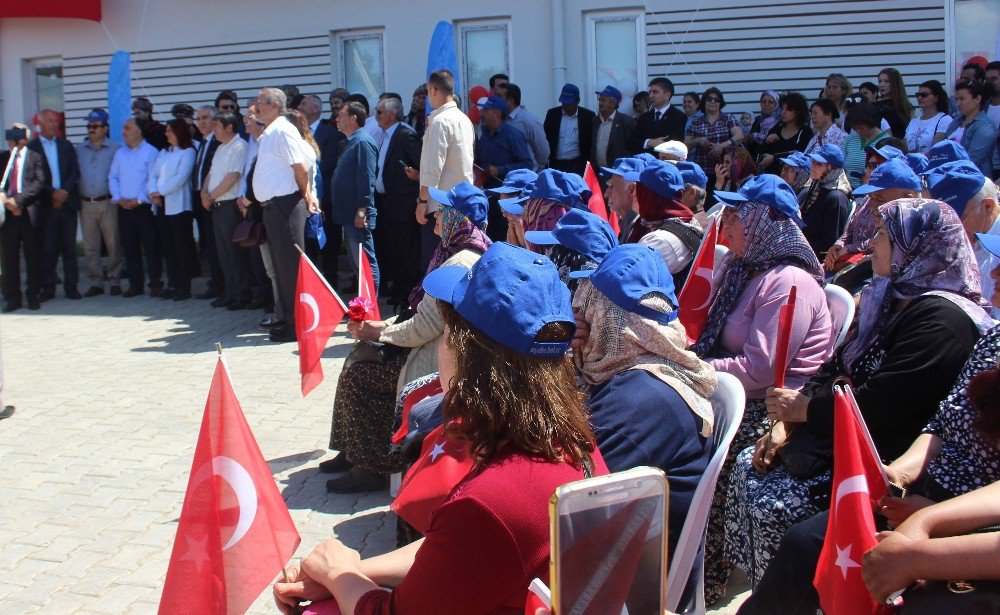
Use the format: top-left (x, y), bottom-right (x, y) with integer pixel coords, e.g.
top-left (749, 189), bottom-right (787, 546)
top-left (274, 242), bottom-right (605, 614)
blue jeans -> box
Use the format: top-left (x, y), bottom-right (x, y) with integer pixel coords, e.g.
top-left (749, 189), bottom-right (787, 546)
top-left (343, 216), bottom-right (380, 292)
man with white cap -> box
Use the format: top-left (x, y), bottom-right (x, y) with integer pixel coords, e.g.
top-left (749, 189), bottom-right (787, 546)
top-left (654, 140), bottom-right (688, 162)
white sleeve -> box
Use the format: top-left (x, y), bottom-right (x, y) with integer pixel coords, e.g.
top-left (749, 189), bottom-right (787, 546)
top-left (638, 230), bottom-right (694, 274)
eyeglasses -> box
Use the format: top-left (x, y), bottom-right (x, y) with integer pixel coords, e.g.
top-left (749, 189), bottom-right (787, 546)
top-left (915, 91), bottom-right (931, 98)
top-left (219, 104), bottom-right (237, 111)
top-left (705, 96), bottom-right (722, 103)
top-left (86, 124), bottom-right (104, 130)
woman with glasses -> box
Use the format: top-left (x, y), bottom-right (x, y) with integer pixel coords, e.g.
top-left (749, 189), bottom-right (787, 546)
top-left (685, 87), bottom-right (744, 189)
top-left (876, 68), bottom-right (915, 139)
top-left (757, 92), bottom-right (813, 175)
top-left (944, 81), bottom-right (997, 177)
top-left (905, 80), bottom-right (952, 154)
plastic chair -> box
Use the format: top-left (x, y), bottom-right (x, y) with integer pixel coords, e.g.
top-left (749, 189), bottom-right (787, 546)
top-left (665, 372), bottom-right (746, 615)
top-left (824, 283), bottom-right (855, 350)
top-left (713, 245), bottom-right (729, 271)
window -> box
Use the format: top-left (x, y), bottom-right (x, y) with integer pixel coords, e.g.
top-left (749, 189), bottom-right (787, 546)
top-left (585, 11), bottom-right (644, 112)
top-left (952, 1), bottom-right (1000, 85)
top-left (458, 20), bottom-right (510, 109)
top-left (25, 57), bottom-right (64, 116)
top-left (334, 30), bottom-right (385, 109)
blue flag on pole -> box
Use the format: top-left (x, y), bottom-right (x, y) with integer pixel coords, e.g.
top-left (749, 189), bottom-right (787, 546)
top-left (107, 51), bottom-right (131, 144)
top-left (426, 21), bottom-right (460, 116)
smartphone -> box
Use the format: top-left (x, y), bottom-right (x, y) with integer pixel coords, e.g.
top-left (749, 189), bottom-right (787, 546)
top-left (550, 467), bottom-right (668, 615)
top-left (399, 159), bottom-right (410, 168)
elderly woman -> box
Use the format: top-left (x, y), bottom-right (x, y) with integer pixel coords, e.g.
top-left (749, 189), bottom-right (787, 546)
top-left (824, 73), bottom-right (853, 127)
top-left (516, 169), bottom-right (590, 253)
top-left (685, 87), bottom-right (745, 188)
top-left (778, 152), bottom-right (811, 193)
top-left (745, 90), bottom-right (781, 160)
top-left (757, 92), bottom-right (813, 175)
top-left (726, 198), bottom-right (990, 591)
top-left (944, 80), bottom-right (997, 177)
top-left (325, 182), bottom-right (490, 493)
top-left (803, 98), bottom-right (847, 155)
top-left (275, 242), bottom-right (605, 614)
top-left (798, 143), bottom-right (852, 259)
top-left (693, 174), bottom-right (835, 602)
top-left (905, 80), bottom-right (952, 154)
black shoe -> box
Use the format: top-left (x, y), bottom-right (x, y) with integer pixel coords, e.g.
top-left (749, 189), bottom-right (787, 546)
top-left (109, 285), bottom-right (122, 296)
top-left (172, 291), bottom-right (192, 301)
top-left (39, 289), bottom-right (55, 302)
top-left (325, 470), bottom-right (387, 494)
top-left (160, 288), bottom-right (176, 300)
top-left (268, 326), bottom-right (296, 342)
top-left (2, 302), bottom-right (21, 313)
top-left (211, 297), bottom-right (230, 308)
top-left (27, 299), bottom-right (40, 310)
top-left (122, 287), bottom-right (143, 298)
top-left (258, 316), bottom-right (286, 330)
top-left (197, 288), bottom-right (222, 300)
top-left (226, 301), bottom-right (248, 311)
top-left (64, 287), bottom-right (82, 300)
top-left (318, 454), bottom-right (353, 474)
top-left (0, 405), bottom-right (13, 420)
top-left (84, 286), bottom-right (104, 298)
top-left (149, 285), bottom-right (163, 298)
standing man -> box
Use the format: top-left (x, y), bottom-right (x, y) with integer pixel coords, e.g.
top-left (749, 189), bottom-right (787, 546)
top-left (627, 77), bottom-right (687, 154)
top-left (591, 86), bottom-right (636, 183)
top-left (253, 87), bottom-right (317, 343)
top-left (31, 109), bottom-right (81, 301)
top-left (203, 111), bottom-right (250, 310)
top-left (191, 105), bottom-right (224, 299)
top-left (299, 93), bottom-right (343, 282)
top-left (476, 94), bottom-right (533, 241)
top-left (489, 73), bottom-right (509, 95)
top-left (373, 96), bottom-right (421, 305)
top-left (215, 90), bottom-right (247, 138)
top-left (405, 84), bottom-right (428, 138)
top-left (331, 101), bottom-right (379, 293)
top-left (416, 69), bottom-right (474, 269)
top-left (76, 109), bottom-right (123, 297)
top-left (131, 97), bottom-right (167, 150)
top-left (0, 124), bottom-right (46, 312)
top-left (504, 83), bottom-right (549, 172)
top-left (544, 83), bottom-right (596, 176)
top-left (109, 119), bottom-right (160, 297)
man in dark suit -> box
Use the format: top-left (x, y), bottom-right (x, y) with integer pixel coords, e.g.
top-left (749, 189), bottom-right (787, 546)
top-left (372, 97), bottom-right (422, 305)
top-left (0, 125), bottom-right (46, 311)
top-left (30, 110), bottom-right (81, 301)
top-left (591, 85), bottom-right (637, 189)
top-left (544, 83), bottom-right (596, 176)
top-left (192, 105), bottom-right (224, 300)
top-left (626, 76), bottom-right (687, 154)
top-left (299, 94), bottom-right (344, 284)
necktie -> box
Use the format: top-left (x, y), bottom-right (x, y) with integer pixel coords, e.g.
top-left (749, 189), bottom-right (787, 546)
top-left (194, 142), bottom-right (208, 190)
top-left (654, 110), bottom-right (662, 124)
top-left (8, 152), bottom-right (20, 196)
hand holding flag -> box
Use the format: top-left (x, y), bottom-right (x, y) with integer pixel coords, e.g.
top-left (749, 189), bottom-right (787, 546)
top-left (677, 218), bottom-right (718, 343)
top-left (295, 251), bottom-right (348, 396)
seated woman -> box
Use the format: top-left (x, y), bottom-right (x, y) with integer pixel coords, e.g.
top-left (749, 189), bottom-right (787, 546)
top-left (803, 98), bottom-right (847, 155)
top-left (325, 182), bottom-right (491, 493)
top-left (488, 168), bottom-right (536, 247)
top-left (275, 242), bottom-right (606, 614)
top-left (797, 143), bottom-right (852, 259)
top-left (524, 208), bottom-right (618, 294)
top-left (518, 169), bottom-right (591, 253)
top-left (744, 90), bottom-right (781, 161)
top-left (692, 174), bottom-right (835, 602)
top-left (756, 92), bottom-right (814, 175)
top-left (713, 146), bottom-right (759, 195)
top-left (778, 152), bottom-right (811, 194)
top-left (727, 197), bottom-right (991, 591)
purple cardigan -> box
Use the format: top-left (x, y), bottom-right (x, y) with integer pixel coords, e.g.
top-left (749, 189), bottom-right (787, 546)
top-left (708, 265), bottom-right (835, 399)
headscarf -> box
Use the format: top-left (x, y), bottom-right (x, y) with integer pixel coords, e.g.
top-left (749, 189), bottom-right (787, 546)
top-left (724, 147), bottom-right (759, 191)
top-left (408, 206), bottom-right (492, 310)
top-left (800, 166), bottom-right (852, 219)
top-left (627, 183), bottom-right (697, 243)
top-left (522, 198), bottom-right (568, 254)
top-left (842, 198), bottom-right (992, 369)
top-left (573, 279), bottom-right (718, 436)
top-left (548, 244), bottom-right (598, 295)
top-left (838, 196), bottom-right (879, 254)
top-left (749, 90), bottom-right (781, 144)
top-left (693, 201), bottom-right (823, 357)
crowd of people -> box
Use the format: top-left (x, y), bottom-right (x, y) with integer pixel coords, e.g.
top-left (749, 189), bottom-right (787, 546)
top-left (3, 59), bottom-right (1000, 613)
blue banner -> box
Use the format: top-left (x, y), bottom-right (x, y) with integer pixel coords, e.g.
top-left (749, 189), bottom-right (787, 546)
top-left (107, 51), bottom-right (131, 144)
top-left (426, 21), bottom-right (459, 115)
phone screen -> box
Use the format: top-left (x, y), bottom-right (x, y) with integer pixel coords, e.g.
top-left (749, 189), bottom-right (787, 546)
top-left (556, 492), bottom-right (665, 615)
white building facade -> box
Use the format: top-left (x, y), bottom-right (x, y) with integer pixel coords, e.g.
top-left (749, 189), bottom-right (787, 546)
top-left (1, 0), bottom-right (997, 142)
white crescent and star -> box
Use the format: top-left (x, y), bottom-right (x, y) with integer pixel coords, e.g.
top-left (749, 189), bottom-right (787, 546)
top-left (191, 455), bottom-right (259, 552)
top-left (834, 474), bottom-right (869, 517)
top-left (429, 442), bottom-right (446, 462)
top-left (299, 293), bottom-right (321, 333)
top-left (834, 544), bottom-right (862, 580)
top-left (691, 267), bottom-right (714, 310)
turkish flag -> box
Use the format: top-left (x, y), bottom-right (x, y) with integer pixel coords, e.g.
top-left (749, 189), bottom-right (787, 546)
top-left (813, 385), bottom-right (889, 615)
top-left (677, 218), bottom-right (718, 343)
top-left (773, 285), bottom-right (798, 389)
top-left (583, 162), bottom-right (620, 234)
top-left (159, 355), bottom-right (301, 615)
top-left (296, 253), bottom-right (348, 397)
top-left (390, 378), bottom-right (444, 445)
top-left (391, 422), bottom-right (474, 534)
top-left (358, 244), bottom-right (381, 321)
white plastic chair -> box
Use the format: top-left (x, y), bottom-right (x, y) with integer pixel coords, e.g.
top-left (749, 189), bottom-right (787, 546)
top-left (713, 245), bottom-right (729, 271)
top-left (824, 283), bottom-right (856, 350)
top-left (665, 372), bottom-right (746, 615)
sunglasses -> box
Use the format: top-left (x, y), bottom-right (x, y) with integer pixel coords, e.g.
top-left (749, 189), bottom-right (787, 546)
top-left (86, 124), bottom-right (104, 130)
top-left (705, 96), bottom-right (722, 103)
top-left (219, 104), bottom-right (237, 111)
top-left (915, 91), bottom-right (931, 98)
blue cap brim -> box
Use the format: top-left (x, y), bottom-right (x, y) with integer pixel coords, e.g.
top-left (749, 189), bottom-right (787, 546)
top-left (488, 186), bottom-right (521, 195)
top-left (498, 198), bottom-right (524, 215)
top-left (427, 187), bottom-right (454, 207)
top-left (523, 230), bottom-right (559, 246)
top-left (421, 265), bottom-right (471, 304)
top-left (976, 233), bottom-right (1000, 258)
top-left (600, 166), bottom-right (622, 177)
top-left (807, 153), bottom-right (826, 164)
top-left (851, 184), bottom-right (882, 196)
top-left (713, 190), bottom-right (747, 206)
top-left (567, 269), bottom-right (596, 279)
top-left (779, 157), bottom-right (807, 169)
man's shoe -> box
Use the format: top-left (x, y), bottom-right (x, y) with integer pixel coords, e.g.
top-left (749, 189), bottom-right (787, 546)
top-left (226, 301), bottom-right (248, 311)
top-left (211, 297), bottom-right (230, 308)
top-left (318, 454), bottom-right (353, 474)
top-left (268, 326), bottom-right (297, 343)
top-left (248, 296), bottom-right (269, 310)
top-left (39, 289), bottom-right (55, 302)
top-left (109, 285), bottom-right (122, 296)
top-left (2, 302), bottom-right (22, 313)
top-left (27, 299), bottom-right (40, 310)
top-left (258, 316), bottom-right (285, 330)
top-left (122, 287), bottom-right (143, 298)
top-left (0, 405), bottom-right (13, 420)
top-left (325, 470), bottom-right (387, 494)
top-left (197, 288), bottom-right (222, 300)
top-left (84, 286), bottom-right (104, 298)
top-left (172, 291), bottom-right (192, 301)
top-left (160, 288), bottom-right (176, 300)
top-left (64, 287), bottom-right (82, 300)
top-left (149, 285), bottom-right (163, 298)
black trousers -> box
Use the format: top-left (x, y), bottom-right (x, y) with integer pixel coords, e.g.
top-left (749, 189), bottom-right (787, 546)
top-left (483, 180), bottom-right (508, 243)
top-left (212, 200), bottom-right (251, 303)
top-left (419, 216), bottom-right (440, 273)
top-left (374, 195), bottom-right (423, 302)
top-left (261, 193), bottom-right (306, 327)
top-left (193, 191), bottom-right (223, 291)
top-left (0, 213), bottom-right (42, 303)
top-left (157, 210), bottom-right (194, 293)
top-left (119, 204), bottom-right (161, 290)
top-left (549, 156), bottom-right (587, 177)
top-left (41, 204), bottom-right (79, 293)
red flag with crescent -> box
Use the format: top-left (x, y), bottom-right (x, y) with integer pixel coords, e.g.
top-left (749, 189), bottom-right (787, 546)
top-left (813, 385), bottom-right (889, 615)
top-left (677, 218), bottom-right (718, 343)
top-left (583, 162), bottom-right (620, 235)
top-left (296, 253), bottom-right (348, 396)
top-left (358, 245), bottom-right (381, 321)
top-left (159, 355), bottom-right (301, 615)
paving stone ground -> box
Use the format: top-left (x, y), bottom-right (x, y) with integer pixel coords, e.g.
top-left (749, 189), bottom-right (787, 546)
top-left (0, 288), bottom-right (747, 614)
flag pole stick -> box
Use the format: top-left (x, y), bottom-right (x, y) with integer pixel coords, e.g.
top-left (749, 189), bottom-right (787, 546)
top-left (215, 342), bottom-right (223, 355)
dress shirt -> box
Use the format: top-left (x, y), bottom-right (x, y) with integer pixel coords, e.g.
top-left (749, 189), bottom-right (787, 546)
top-left (108, 140), bottom-right (159, 203)
top-left (595, 111), bottom-right (616, 168)
top-left (38, 135), bottom-right (61, 189)
top-left (506, 108), bottom-right (550, 172)
top-left (420, 101), bottom-right (475, 213)
top-left (149, 146), bottom-right (196, 215)
top-left (330, 129), bottom-right (377, 225)
top-left (375, 122), bottom-right (400, 194)
top-left (206, 136), bottom-right (248, 201)
top-left (1, 147), bottom-right (27, 195)
top-left (556, 110), bottom-right (581, 160)
top-left (252, 116), bottom-right (306, 201)
top-left (309, 118), bottom-right (321, 134)
top-left (644, 105), bottom-right (670, 149)
top-left (76, 139), bottom-right (119, 197)
top-left (239, 136), bottom-right (258, 198)
top-left (364, 116), bottom-right (385, 150)
top-left (975, 214), bottom-right (1000, 319)
top-left (193, 134), bottom-right (214, 191)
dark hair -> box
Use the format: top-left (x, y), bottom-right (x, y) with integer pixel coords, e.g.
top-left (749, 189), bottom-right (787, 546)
top-left (648, 77), bottom-right (675, 96)
top-left (859, 81), bottom-right (878, 97)
top-left (489, 73), bottom-right (509, 89)
top-left (215, 90), bottom-right (239, 109)
top-left (918, 80), bottom-right (950, 114)
top-left (684, 91), bottom-right (700, 105)
top-left (778, 91), bottom-right (808, 126)
top-left (215, 111), bottom-right (240, 131)
top-left (967, 367), bottom-right (1000, 442)
top-left (811, 98), bottom-right (840, 121)
top-left (504, 83), bottom-right (522, 106)
top-left (846, 102), bottom-right (881, 129)
top-left (698, 86), bottom-right (726, 112)
top-left (380, 92), bottom-right (403, 103)
top-left (962, 62), bottom-right (986, 82)
top-left (346, 93), bottom-right (370, 114)
top-left (955, 80), bottom-right (989, 105)
top-left (633, 91), bottom-right (650, 107)
top-left (342, 101), bottom-right (367, 128)
top-left (165, 118), bottom-right (193, 149)
top-left (986, 61), bottom-right (1000, 75)
top-left (438, 302), bottom-right (594, 469)
top-left (428, 69), bottom-right (455, 95)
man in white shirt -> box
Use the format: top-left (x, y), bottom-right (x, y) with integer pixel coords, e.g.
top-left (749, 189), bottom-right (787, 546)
top-left (204, 111), bottom-right (250, 310)
top-left (252, 87), bottom-right (318, 342)
top-left (543, 84), bottom-right (596, 176)
top-left (503, 83), bottom-right (549, 172)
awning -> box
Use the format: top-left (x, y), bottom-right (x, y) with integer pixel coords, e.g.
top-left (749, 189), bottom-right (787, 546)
top-left (0, 0), bottom-right (101, 21)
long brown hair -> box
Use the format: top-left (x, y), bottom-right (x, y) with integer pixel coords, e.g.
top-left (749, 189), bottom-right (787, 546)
top-left (439, 303), bottom-right (594, 469)
top-left (878, 67), bottom-right (915, 122)
top-left (285, 109), bottom-right (320, 157)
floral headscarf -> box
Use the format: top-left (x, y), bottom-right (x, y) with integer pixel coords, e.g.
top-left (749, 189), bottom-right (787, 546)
top-left (522, 198), bottom-right (569, 254)
top-left (842, 198), bottom-right (992, 369)
top-left (749, 90), bottom-right (781, 145)
top-left (408, 207), bottom-right (491, 310)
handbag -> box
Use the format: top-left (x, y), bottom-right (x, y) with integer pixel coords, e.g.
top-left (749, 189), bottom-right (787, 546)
top-left (232, 220), bottom-right (265, 247)
top-left (343, 340), bottom-right (406, 369)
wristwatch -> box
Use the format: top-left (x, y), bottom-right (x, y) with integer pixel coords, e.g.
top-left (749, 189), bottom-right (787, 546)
top-left (356, 208), bottom-right (367, 218)
top-left (417, 198), bottom-right (428, 204)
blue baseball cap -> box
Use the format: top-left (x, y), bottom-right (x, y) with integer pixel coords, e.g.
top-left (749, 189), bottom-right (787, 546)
top-left (865, 144), bottom-right (905, 161)
top-left (852, 159), bottom-right (923, 196)
top-left (926, 160), bottom-right (987, 216)
top-left (976, 233), bottom-right (1000, 258)
top-left (634, 153), bottom-right (658, 165)
top-left (595, 85), bottom-right (623, 101)
top-left (86, 109), bottom-right (109, 124)
top-left (905, 153), bottom-right (930, 175)
top-left (427, 182), bottom-right (489, 229)
top-left (423, 242), bottom-right (574, 356)
top-left (477, 95), bottom-right (508, 112)
top-left (569, 244), bottom-right (679, 325)
top-left (601, 156), bottom-right (647, 179)
top-left (559, 83), bottom-right (581, 104)
top-left (513, 169), bottom-right (591, 210)
top-left (713, 189), bottom-right (748, 207)
top-left (488, 169), bottom-right (538, 195)
top-left (498, 196), bottom-right (527, 216)
top-left (737, 174), bottom-right (805, 227)
top-left (924, 141), bottom-right (971, 173)
top-left (627, 160), bottom-right (685, 199)
top-left (676, 161), bottom-right (708, 189)
top-left (523, 209), bottom-right (619, 263)
top-left (779, 151), bottom-right (811, 169)
top-left (808, 143), bottom-right (845, 169)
